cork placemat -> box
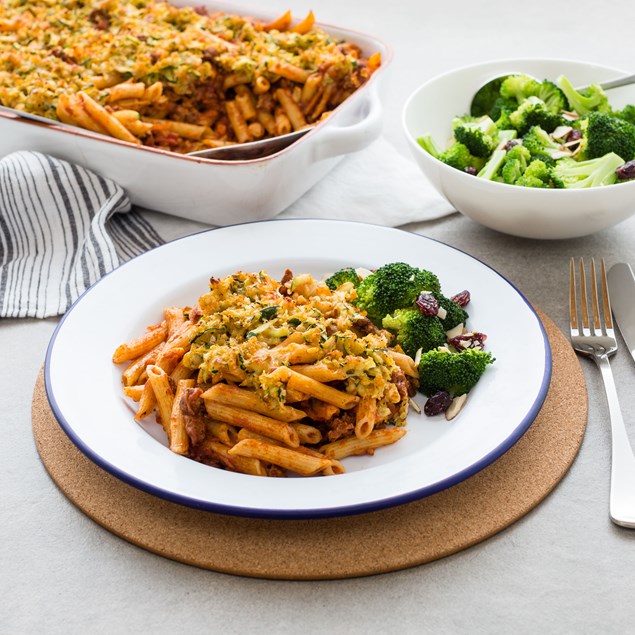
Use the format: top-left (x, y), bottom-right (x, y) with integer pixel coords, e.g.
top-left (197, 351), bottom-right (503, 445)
top-left (32, 309), bottom-right (587, 580)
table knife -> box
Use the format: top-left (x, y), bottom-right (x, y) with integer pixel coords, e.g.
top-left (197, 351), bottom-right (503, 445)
top-left (607, 262), bottom-right (635, 363)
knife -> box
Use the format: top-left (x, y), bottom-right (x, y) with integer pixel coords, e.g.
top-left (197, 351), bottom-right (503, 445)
top-left (607, 262), bottom-right (635, 363)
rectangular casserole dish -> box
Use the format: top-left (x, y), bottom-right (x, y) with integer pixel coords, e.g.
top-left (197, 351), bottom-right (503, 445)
top-left (0, 1), bottom-right (391, 225)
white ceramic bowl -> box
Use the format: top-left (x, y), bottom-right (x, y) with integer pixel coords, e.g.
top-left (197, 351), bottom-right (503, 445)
top-left (0, 1), bottom-right (391, 225)
top-left (402, 58), bottom-right (635, 239)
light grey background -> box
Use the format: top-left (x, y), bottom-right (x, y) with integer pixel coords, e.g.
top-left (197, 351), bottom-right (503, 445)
top-left (3, 0), bottom-right (635, 632)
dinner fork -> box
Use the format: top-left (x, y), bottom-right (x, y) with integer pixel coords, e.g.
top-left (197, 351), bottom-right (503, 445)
top-left (569, 257), bottom-right (635, 528)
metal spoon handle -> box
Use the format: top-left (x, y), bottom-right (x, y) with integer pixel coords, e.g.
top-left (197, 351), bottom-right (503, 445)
top-left (599, 73), bottom-right (635, 91)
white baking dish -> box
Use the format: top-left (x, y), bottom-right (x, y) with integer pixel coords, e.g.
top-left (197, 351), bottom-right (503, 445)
top-left (0, 1), bottom-right (391, 225)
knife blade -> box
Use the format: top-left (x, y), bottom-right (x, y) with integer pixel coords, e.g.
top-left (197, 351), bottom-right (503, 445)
top-left (607, 262), bottom-right (635, 363)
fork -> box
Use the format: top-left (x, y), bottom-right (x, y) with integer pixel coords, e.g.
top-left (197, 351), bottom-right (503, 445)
top-left (569, 257), bottom-right (635, 528)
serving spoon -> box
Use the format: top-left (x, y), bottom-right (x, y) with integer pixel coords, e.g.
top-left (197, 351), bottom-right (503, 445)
top-left (186, 127), bottom-right (313, 160)
top-left (470, 72), bottom-right (635, 116)
top-left (0, 103), bottom-right (313, 160)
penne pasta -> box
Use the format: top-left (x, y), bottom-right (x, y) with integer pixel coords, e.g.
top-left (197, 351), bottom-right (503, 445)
top-left (355, 396), bottom-right (377, 439)
top-left (202, 383), bottom-right (306, 422)
top-left (204, 401), bottom-right (300, 448)
top-left (197, 438), bottom-right (268, 476)
top-left (228, 439), bottom-right (331, 476)
top-left (321, 428), bottom-right (407, 460)
top-left (169, 379), bottom-right (195, 455)
top-left (146, 365), bottom-right (175, 437)
top-left (112, 322), bottom-right (168, 364)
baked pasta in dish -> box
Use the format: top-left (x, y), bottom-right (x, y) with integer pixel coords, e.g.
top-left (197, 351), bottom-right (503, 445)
top-left (0, 1), bottom-right (380, 153)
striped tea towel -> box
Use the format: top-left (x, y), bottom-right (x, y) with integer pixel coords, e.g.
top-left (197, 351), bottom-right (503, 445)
top-left (0, 151), bottom-right (163, 318)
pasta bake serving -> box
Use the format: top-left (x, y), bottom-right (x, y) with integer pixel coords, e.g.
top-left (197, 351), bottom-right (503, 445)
top-left (112, 264), bottom-right (494, 478)
top-left (0, 0), bottom-right (380, 154)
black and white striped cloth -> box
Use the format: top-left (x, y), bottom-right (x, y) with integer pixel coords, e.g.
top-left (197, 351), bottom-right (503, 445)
top-left (0, 151), bottom-right (163, 318)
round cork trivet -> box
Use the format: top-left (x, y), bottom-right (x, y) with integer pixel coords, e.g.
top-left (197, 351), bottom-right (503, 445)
top-left (32, 309), bottom-right (587, 580)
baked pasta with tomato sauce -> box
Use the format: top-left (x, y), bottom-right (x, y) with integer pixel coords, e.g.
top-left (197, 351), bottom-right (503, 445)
top-left (0, 1), bottom-right (380, 153)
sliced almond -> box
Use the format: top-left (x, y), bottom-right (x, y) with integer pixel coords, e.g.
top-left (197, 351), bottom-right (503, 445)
top-left (355, 267), bottom-right (373, 279)
top-left (550, 150), bottom-right (573, 160)
top-left (445, 323), bottom-right (464, 339)
top-left (409, 398), bottom-right (421, 414)
top-left (445, 393), bottom-right (467, 421)
top-left (551, 125), bottom-right (573, 140)
top-left (437, 306), bottom-right (448, 320)
top-left (414, 347), bottom-right (423, 366)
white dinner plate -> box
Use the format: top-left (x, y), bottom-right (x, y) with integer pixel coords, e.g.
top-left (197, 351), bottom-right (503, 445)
top-left (45, 219), bottom-right (551, 519)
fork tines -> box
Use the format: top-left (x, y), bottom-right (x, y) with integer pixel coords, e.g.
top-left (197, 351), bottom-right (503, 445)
top-left (569, 257), bottom-right (614, 336)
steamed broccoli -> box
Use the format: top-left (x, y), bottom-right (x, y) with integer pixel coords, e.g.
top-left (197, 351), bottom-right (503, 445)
top-left (416, 134), bottom-right (442, 158)
top-left (490, 95), bottom-right (518, 122)
top-left (536, 80), bottom-right (569, 114)
top-left (515, 159), bottom-right (552, 188)
top-left (325, 268), bottom-right (361, 291)
top-left (418, 348), bottom-right (495, 397)
top-left (509, 96), bottom-right (564, 134)
top-left (500, 144), bottom-right (532, 184)
top-left (522, 126), bottom-right (567, 160)
top-left (436, 295), bottom-right (469, 331)
top-left (438, 142), bottom-right (485, 172)
top-left (477, 149), bottom-right (507, 180)
top-left (551, 153), bottom-right (624, 188)
top-left (382, 309), bottom-right (447, 358)
top-left (583, 111), bottom-right (635, 161)
top-left (614, 104), bottom-right (635, 125)
top-left (453, 115), bottom-right (499, 157)
top-left (556, 75), bottom-right (610, 115)
top-left (500, 74), bottom-right (541, 104)
top-left (356, 262), bottom-right (441, 325)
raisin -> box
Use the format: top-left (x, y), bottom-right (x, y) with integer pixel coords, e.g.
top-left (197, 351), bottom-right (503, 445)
top-left (565, 128), bottom-right (582, 152)
top-left (424, 390), bottom-right (452, 416)
top-left (415, 292), bottom-right (439, 316)
top-left (503, 139), bottom-right (520, 151)
top-left (464, 166), bottom-right (478, 176)
top-left (616, 159), bottom-right (635, 180)
top-left (448, 332), bottom-right (487, 350)
top-left (450, 290), bottom-right (470, 307)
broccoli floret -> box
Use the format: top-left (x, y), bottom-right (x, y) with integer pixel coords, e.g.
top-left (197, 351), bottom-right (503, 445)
top-left (453, 115), bottom-right (499, 157)
top-left (551, 153), bottom-right (625, 189)
top-left (556, 75), bottom-right (610, 115)
top-left (522, 126), bottom-right (567, 160)
top-left (418, 348), bottom-right (495, 397)
top-left (515, 159), bottom-right (552, 188)
top-left (438, 142), bottom-right (485, 172)
top-left (500, 74), bottom-right (542, 104)
top-left (477, 149), bottom-right (507, 180)
top-left (500, 144), bottom-right (532, 184)
top-left (509, 96), bottom-right (564, 135)
top-left (356, 262), bottom-right (441, 325)
top-left (436, 295), bottom-right (469, 331)
top-left (515, 176), bottom-right (547, 189)
top-left (614, 104), bottom-right (635, 125)
top-left (584, 111), bottom-right (635, 161)
top-left (325, 268), bottom-right (361, 291)
top-left (382, 309), bottom-right (447, 358)
top-left (416, 134), bottom-right (442, 158)
top-left (490, 96), bottom-right (518, 122)
top-left (536, 80), bottom-right (569, 114)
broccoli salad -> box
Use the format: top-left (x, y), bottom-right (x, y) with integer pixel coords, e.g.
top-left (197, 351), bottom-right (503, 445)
top-left (417, 74), bottom-right (635, 188)
top-left (325, 263), bottom-right (494, 419)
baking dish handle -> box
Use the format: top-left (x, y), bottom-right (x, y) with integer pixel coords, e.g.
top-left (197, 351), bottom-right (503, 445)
top-left (311, 87), bottom-right (383, 161)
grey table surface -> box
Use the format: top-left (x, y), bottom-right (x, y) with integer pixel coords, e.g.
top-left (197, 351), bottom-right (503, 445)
top-left (3, 0), bottom-right (635, 633)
